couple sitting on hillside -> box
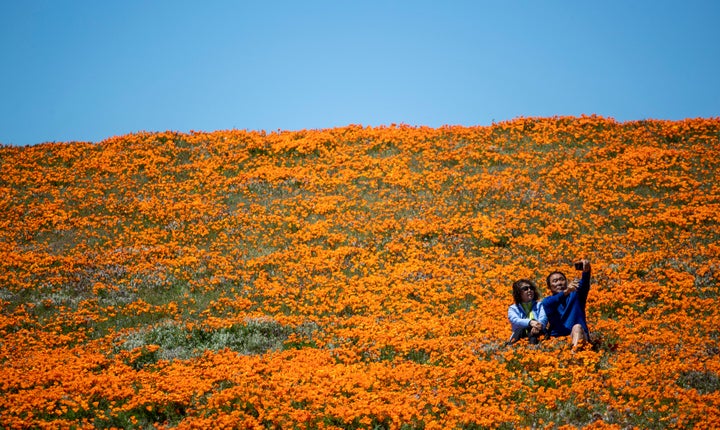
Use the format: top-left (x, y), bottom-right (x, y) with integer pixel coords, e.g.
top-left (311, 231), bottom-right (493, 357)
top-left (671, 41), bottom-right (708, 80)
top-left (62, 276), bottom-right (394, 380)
top-left (507, 259), bottom-right (592, 349)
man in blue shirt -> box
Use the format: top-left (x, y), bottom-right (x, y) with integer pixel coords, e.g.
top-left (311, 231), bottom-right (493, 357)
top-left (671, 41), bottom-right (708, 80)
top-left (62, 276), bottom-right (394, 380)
top-left (541, 259), bottom-right (592, 349)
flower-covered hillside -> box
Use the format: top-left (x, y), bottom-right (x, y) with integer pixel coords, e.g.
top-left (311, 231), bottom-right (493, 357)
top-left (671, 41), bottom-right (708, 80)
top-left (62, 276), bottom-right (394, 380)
top-left (1, 116), bottom-right (719, 428)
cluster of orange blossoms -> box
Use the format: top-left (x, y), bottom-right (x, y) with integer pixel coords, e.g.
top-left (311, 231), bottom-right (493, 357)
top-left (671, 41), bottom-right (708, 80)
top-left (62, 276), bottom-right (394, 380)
top-left (1, 116), bottom-right (719, 428)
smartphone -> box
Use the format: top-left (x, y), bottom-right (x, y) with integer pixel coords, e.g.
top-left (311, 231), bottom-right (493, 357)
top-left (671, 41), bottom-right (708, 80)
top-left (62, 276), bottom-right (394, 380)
top-left (574, 261), bottom-right (584, 270)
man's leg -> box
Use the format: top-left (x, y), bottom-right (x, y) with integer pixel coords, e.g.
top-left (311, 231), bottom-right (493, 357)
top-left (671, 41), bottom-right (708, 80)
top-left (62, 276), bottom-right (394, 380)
top-left (571, 324), bottom-right (586, 348)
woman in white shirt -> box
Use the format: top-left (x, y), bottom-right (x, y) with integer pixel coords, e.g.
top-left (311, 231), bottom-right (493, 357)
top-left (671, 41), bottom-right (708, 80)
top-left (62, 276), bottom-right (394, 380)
top-left (507, 279), bottom-right (548, 345)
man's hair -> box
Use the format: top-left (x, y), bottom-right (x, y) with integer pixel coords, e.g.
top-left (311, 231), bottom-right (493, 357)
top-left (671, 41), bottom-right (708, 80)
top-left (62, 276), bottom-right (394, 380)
top-left (546, 271), bottom-right (567, 289)
top-left (512, 279), bottom-right (539, 305)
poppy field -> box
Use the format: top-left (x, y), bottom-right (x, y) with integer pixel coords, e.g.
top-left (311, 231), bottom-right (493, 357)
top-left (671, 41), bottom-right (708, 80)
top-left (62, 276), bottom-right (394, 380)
top-left (1, 116), bottom-right (719, 429)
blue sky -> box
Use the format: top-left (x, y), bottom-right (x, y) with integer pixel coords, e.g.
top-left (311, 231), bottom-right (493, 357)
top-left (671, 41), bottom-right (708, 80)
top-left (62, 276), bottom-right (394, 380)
top-left (2, 1), bottom-right (719, 146)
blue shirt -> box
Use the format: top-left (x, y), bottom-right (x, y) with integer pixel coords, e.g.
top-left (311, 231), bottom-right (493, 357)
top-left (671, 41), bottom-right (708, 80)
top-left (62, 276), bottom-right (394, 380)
top-left (541, 270), bottom-right (591, 336)
top-left (507, 300), bottom-right (548, 333)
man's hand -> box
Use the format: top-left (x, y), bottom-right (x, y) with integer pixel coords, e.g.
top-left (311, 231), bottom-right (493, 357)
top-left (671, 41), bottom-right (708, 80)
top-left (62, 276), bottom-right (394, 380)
top-left (580, 258), bottom-right (591, 273)
top-left (565, 278), bottom-right (580, 295)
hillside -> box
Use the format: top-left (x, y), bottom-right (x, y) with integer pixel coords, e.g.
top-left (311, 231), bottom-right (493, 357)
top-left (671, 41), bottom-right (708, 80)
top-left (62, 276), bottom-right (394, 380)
top-left (1, 116), bottom-right (719, 428)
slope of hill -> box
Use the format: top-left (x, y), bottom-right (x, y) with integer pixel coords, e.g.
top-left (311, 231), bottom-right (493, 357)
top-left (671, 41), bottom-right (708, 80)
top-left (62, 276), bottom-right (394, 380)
top-left (1, 116), bottom-right (719, 428)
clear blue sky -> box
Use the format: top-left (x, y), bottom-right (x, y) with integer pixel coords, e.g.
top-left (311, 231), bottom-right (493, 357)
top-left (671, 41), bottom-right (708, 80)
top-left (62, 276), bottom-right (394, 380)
top-left (2, 1), bottom-right (719, 146)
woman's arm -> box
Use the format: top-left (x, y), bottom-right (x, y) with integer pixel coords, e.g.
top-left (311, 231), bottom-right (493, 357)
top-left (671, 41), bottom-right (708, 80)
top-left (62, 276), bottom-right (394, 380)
top-left (536, 301), bottom-right (548, 327)
top-left (508, 305), bottom-right (532, 332)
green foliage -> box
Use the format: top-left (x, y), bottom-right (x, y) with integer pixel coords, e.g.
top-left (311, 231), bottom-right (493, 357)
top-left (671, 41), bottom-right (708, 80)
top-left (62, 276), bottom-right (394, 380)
top-left (116, 318), bottom-right (310, 368)
top-left (677, 370), bottom-right (720, 394)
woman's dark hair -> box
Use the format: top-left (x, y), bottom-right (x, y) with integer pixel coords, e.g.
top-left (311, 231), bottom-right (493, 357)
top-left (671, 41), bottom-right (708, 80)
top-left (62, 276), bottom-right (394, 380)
top-left (512, 279), bottom-right (539, 304)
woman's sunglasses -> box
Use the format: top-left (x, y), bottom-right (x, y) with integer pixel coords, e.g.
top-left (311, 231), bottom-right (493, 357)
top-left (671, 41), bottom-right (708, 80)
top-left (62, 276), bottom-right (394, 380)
top-left (520, 285), bottom-right (533, 292)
